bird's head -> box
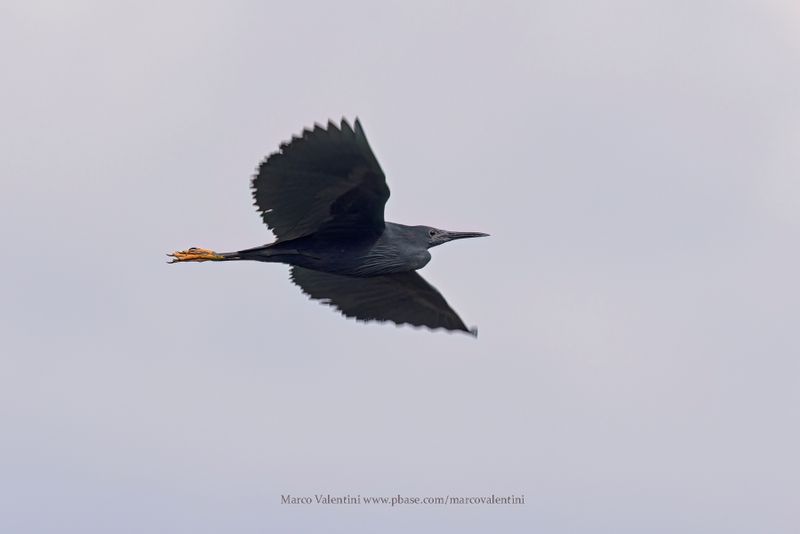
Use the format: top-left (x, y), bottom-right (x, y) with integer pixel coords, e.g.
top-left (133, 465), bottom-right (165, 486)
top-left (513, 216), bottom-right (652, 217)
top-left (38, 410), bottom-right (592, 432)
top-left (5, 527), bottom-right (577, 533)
top-left (420, 226), bottom-right (489, 249)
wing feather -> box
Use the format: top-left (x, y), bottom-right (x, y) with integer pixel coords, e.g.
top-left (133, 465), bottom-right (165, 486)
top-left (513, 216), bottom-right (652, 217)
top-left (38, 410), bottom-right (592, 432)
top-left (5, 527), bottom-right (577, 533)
top-left (252, 118), bottom-right (390, 242)
top-left (290, 267), bottom-right (476, 336)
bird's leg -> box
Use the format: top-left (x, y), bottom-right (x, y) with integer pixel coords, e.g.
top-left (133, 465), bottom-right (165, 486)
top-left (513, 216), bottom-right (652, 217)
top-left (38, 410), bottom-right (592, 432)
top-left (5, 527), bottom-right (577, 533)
top-left (167, 247), bottom-right (225, 263)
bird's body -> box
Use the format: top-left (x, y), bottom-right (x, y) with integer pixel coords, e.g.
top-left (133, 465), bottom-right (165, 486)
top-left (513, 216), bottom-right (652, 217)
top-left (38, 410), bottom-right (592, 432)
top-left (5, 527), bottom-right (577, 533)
top-left (234, 223), bottom-right (432, 276)
top-left (169, 119), bottom-right (487, 335)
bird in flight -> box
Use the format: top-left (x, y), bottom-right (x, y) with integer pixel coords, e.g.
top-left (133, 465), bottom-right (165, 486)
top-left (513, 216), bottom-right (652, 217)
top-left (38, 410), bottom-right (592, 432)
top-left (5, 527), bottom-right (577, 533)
top-left (169, 119), bottom-right (487, 335)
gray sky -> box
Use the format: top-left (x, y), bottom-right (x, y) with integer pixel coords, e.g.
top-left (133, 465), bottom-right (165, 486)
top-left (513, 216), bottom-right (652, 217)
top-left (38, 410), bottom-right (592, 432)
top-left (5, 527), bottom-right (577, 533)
top-left (1, 1), bottom-right (799, 532)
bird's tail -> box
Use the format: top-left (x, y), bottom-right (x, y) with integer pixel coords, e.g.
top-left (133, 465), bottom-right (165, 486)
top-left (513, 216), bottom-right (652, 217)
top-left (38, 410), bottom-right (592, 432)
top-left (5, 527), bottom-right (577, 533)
top-left (168, 242), bottom-right (299, 263)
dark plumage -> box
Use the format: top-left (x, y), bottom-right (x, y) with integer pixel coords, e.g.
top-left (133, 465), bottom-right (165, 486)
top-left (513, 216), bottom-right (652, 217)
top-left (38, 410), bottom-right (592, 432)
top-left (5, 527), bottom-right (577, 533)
top-left (169, 118), bottom-right (487, 335)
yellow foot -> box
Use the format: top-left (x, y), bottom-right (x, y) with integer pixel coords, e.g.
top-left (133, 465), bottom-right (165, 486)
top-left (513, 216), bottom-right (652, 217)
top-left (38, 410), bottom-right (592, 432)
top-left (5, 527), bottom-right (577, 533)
top-left (167, 247), bottom-right (225, 263)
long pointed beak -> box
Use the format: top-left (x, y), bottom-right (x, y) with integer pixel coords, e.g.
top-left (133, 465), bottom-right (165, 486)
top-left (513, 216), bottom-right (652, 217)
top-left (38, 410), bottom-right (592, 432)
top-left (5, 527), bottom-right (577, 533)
top-left (442, 231), bottom-right (490, 242)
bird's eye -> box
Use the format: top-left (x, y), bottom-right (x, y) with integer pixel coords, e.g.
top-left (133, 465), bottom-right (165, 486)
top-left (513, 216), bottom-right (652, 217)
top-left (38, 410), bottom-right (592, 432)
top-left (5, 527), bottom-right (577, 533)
top-left (429, 230), bottom-right (436, 237)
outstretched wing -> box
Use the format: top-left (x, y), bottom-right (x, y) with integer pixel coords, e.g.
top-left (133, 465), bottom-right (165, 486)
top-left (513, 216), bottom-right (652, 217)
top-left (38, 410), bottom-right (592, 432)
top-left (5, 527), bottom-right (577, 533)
top-left (252, 118), bottom-right (390, 242)
top-left (290, 267), bottom-right (476, 336)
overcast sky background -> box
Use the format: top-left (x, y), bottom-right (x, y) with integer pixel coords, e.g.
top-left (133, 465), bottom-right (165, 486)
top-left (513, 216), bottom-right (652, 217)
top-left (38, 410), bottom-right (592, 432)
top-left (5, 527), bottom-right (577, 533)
top-left (1, 1), bottom-right (799, 532)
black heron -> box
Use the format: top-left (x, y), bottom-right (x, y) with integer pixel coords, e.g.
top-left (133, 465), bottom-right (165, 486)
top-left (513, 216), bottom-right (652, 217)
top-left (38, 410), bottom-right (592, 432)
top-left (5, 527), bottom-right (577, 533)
top-left (169, 119), bottom-right (488, 335)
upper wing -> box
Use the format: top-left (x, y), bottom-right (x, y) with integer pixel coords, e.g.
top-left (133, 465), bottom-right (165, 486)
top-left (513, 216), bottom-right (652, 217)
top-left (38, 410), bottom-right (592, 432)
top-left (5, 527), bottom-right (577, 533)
top-left (252, 118), bottom-right (390, 242)
top-left (290, 267), bottom-right (476, 336)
